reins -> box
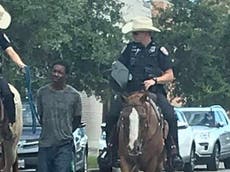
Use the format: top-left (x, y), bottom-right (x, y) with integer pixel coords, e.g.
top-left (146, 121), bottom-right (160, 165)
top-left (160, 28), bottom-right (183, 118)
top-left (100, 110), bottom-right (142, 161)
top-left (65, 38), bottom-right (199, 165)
top-left (24, 66), bottom-right (39, 133)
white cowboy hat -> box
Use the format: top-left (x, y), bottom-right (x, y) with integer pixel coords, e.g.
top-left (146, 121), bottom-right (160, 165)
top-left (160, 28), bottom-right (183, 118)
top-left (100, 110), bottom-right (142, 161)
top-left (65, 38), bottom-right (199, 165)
top-left (0, 5), bottom-right (11, 29)
top-left (122, 16), bottom-right (160, 34)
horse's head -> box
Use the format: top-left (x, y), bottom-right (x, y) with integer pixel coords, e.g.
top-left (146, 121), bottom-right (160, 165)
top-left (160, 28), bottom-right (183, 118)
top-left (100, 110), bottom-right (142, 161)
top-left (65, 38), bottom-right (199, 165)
top-left (120, 91), bottom-right (158, 156)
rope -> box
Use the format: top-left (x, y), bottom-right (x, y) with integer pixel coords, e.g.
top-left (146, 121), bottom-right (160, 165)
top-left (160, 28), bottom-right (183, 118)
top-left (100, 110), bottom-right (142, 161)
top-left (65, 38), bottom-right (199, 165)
top-left (24, 66), bottom-right (38, 133)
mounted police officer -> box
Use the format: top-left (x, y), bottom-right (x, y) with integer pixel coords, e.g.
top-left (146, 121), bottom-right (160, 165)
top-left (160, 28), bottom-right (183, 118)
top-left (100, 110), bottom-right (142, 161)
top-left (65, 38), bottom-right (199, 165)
top-left (0, 4), bottom-right (26, 140)
top-left (106, 16), bottom-right (183, 169)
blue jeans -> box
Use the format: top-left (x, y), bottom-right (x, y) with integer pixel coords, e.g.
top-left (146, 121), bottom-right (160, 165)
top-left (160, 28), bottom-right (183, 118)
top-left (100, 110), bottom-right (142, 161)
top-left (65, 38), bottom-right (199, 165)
top-left (37, 141), bottom-right (73, 172)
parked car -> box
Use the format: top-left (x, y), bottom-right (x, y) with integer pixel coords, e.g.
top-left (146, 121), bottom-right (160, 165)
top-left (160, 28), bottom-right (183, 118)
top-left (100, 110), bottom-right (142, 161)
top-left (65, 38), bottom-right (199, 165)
top-left (99, 108), bottom-right (196, 172)
top-left (177, 105), bottom-right (230, 171)
top-left (18, 102), bottom-right (88, 172)
top-left (175, 109), bottom-right (196, 172)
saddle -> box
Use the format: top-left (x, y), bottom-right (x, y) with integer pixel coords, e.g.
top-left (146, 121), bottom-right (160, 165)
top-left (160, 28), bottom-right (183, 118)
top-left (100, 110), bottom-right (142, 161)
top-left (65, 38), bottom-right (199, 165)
top-left (147, 92), bottom-right (168, 140)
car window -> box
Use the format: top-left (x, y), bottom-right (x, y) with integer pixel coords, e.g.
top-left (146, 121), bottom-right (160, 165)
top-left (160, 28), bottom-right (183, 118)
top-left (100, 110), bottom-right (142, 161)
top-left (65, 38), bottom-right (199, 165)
top-left (216, 111), bottom-right (228, 126)
top-left (214, 111), bottom-right (223, 125)
top-left (183, 111), bottom-right (215, 127)
top-left (22, 103), bottom-right (40, 127)
top-left (176, 111), bottom-right (186, 123)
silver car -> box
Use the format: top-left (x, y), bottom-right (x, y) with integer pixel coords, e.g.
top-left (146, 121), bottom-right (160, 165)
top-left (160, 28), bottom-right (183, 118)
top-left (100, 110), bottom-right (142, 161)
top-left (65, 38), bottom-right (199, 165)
top-left (99, 108), bottom-right (196, 172)
top-left (178, 105), bottom-right (230, 171)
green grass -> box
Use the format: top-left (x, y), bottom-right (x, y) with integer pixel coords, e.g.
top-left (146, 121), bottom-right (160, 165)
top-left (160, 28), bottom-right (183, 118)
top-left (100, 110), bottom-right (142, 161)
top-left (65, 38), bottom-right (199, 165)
top-left (88, 155), bottom-right (98, 169)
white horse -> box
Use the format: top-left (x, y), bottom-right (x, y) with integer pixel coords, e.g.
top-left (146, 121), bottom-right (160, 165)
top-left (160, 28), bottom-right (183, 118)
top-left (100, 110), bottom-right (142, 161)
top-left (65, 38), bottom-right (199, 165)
top-left (0, 84), bottom-right (23, 172)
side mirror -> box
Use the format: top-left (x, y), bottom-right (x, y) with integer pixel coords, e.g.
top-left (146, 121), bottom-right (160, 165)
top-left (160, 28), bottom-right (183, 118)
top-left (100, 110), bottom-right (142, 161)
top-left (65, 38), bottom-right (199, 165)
top-left (80, 122), bottom-right (86, 128)
top-left (177, 121), bottom-right (188, 129)
top-left (216, 122), bottom-right (224, 128)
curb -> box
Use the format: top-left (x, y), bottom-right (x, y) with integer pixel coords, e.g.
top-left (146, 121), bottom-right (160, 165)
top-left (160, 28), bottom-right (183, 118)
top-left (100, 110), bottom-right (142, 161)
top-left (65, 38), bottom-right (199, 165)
top-left (88, 169), bottom-right (99, 172)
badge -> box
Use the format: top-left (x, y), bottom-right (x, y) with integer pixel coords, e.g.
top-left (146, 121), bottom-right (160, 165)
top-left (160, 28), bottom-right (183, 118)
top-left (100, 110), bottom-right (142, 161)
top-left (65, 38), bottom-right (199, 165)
top-left (149, 46), bottom-right (156, 53)
top-left (160, 47), bottom-right (169, 56)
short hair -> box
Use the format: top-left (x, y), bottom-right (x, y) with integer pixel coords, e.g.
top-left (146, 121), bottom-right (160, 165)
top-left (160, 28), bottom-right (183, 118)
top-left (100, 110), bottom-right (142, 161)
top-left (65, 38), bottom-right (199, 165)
top-left (51, 61), bottom-right (70, 74)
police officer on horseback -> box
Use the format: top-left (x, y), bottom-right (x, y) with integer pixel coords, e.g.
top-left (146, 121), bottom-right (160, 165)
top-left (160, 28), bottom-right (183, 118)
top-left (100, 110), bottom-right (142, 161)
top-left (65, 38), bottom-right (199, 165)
top-left (0, 4), bottom-right (26, 140)
top-left (106, 16), bottom-right (183, 169)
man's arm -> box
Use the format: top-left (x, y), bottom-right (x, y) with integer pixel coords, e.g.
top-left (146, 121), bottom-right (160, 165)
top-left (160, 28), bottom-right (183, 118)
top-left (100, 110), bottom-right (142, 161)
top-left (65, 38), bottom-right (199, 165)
top-left (144, 68), bottom-right (174, 90)
top-left (72, 94), bottom-right (82, 131)
top-left (154, 68), bottom-right (174, 84)
top-left (5, 46), bottom-right (26, 68)
top-left (36, 90), bottom-right (43, 125)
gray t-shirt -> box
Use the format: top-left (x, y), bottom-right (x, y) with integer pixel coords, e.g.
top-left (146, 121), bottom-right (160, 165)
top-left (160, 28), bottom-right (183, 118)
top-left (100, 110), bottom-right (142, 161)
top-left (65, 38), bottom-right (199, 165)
top-left (37, 84), bottom-right (82, 147)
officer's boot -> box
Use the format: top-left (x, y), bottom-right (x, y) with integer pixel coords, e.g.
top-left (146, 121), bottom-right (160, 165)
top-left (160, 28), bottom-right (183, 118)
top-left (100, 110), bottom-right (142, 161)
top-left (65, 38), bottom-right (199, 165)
top-left (107, 126), bottom-right (120, 168)
top-left (170, 123), bottom-right (184, 170)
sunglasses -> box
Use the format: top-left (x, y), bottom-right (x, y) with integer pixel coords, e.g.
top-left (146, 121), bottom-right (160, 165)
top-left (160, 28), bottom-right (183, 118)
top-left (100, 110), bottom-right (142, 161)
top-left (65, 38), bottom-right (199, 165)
top-left (132, 31), bottom-right (140, 35)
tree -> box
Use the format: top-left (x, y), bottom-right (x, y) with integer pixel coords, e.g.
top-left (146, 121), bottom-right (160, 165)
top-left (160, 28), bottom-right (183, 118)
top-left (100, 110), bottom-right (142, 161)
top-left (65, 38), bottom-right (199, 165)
top-left (154, 0), bottom-right (230, 108)
top-left (1, 0), bottom-right (124, 101)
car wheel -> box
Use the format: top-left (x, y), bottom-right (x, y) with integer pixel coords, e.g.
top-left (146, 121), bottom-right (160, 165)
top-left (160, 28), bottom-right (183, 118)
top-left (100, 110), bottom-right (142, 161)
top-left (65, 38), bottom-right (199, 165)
top-left (184, 145), bottom-right (195, 172)
top-left (223, 157), bottom-right (230, 169)
top-left (207, 143), bottom-right (220, 171)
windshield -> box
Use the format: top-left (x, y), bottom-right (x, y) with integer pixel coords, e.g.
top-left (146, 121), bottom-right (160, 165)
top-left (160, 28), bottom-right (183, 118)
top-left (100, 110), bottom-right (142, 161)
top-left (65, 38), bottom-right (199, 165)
top-left (22, 103), bottom-right (40, 127)
top-left (183, 111), bottom-right (215, 127)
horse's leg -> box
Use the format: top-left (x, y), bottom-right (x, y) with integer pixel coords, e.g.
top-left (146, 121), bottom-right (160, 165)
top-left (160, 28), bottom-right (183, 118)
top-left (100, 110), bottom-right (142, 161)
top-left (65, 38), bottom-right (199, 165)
top-left (155, 155), bottom-right (165, 172)
top-left (154, 148), bottom-right (167, 172)
top-left (2, 140), bottom-right (17, 172)
top-left (144, 157), bottom-right (158, 172)
top-left (120, 156), bottom-right (133, 172)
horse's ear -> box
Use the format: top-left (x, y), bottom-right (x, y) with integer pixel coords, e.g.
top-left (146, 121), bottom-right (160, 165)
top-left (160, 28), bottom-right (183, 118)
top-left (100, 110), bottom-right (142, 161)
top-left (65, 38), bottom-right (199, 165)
top-left (140, 93), bottom-right (147, 103)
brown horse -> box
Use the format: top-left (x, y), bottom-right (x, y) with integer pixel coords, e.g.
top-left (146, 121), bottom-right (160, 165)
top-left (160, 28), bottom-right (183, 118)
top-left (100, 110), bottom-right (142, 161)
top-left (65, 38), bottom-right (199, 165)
top-left (118, 91), bottom-right (168, 172)
top-left (0, 84), bottom-right (23, 172)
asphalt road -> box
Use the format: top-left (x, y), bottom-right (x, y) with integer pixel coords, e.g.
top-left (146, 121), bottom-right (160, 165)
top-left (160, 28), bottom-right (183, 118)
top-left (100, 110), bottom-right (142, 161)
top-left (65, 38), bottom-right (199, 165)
top-left (19, 162), bottom-right (228, 172)
top-left (191, 163), bottom-right (228, 172)
top-left (110, 163), bottom-right (229, 172)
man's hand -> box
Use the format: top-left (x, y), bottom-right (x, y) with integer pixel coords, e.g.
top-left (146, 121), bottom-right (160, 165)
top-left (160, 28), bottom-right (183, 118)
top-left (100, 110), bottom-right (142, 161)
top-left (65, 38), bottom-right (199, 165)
top-left (144, 78), bottom-right (157, 90)
top-left (20, 65), bottom-right (28, 74)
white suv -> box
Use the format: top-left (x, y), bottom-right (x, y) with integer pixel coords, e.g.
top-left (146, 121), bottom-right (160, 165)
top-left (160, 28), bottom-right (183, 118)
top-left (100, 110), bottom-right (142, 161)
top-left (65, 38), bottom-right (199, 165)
top-left (177, 105), bottom-right (230, 171)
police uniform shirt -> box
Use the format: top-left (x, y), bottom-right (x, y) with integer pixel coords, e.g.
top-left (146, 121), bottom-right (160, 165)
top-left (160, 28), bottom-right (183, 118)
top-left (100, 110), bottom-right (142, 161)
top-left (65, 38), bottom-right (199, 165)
top-left (0, 31), bottom-right (11, 50)
top-left (0, 31), bottom-right (11, 73)
top-left (118, 40), bottom-right (173, 93)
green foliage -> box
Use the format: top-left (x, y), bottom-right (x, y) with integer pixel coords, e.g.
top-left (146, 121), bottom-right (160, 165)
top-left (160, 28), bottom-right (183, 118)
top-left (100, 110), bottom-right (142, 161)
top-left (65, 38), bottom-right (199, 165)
top-left (1, 0), bottom-right (230, 109)
top-left (1, 0), bottom-right (123, 101)
top-left (155, 0), bottom-right (230, 108)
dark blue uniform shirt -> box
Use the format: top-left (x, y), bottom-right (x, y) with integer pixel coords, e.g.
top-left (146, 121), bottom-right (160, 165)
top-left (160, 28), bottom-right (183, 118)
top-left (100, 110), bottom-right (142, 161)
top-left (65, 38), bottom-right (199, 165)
top-left (118, 40), bottom-right (173, 94)
top-left (0, 31), bottom-right (11, 50)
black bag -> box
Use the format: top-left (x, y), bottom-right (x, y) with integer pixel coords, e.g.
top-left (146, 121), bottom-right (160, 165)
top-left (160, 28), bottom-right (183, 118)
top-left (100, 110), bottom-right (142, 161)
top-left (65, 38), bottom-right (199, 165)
top-left (97, 147), bottom-right (112, 172)
top-left (111, 60), bottom-right (130, 90)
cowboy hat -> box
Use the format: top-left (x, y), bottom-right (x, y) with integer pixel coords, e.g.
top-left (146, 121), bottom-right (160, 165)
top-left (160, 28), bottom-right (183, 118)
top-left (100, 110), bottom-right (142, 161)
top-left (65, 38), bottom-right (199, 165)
top-left (122, 16), bottom-right (160, 34)
top-left (0, 5), bottom-right (11, 29)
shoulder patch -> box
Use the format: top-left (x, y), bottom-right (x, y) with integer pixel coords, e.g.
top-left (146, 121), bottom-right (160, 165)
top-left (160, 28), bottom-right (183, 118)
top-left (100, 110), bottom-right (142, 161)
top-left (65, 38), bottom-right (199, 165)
top-left (3, 33), bottom-right (11, 43)
top-left (160, 47), bottom-right (169, 56)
